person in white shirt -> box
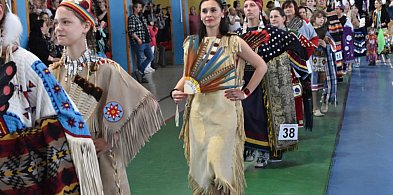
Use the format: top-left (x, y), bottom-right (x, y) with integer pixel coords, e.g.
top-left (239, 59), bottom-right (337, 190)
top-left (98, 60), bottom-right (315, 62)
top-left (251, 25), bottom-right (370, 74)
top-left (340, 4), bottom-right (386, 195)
top-left (228, 7), bottom-right (243, 31)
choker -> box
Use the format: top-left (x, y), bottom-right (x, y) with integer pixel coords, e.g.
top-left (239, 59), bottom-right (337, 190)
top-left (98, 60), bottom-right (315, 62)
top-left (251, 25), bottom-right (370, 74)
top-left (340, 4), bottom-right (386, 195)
top-left (63, 49), bottom-right (93, 82)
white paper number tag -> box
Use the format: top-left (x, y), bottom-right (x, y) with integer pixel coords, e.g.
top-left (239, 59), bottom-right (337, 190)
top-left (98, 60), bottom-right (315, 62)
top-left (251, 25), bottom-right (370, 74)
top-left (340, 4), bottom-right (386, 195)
top-left (335, 51), bottom-right (343, 61)
top-left (278, 124), bottom-right (298, 140)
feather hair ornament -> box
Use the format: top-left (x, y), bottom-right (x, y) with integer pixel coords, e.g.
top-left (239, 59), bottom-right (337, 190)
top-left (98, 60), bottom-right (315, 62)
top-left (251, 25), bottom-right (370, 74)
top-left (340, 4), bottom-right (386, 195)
top-left (183, 36), bottom-right (237, 94)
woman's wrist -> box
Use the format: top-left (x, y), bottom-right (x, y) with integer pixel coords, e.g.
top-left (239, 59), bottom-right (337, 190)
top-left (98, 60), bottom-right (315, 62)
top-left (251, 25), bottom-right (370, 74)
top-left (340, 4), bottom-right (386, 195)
top-left (242, 88), bottom-right (251, 99)
top-left (241, 91), bottom-right (248, 99)
top-left (170, 88), bottom-right (179, 99)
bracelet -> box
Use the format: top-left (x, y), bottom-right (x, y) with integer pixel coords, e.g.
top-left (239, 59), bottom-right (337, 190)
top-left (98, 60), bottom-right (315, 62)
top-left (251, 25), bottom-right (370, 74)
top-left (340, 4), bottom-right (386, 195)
top-left (242, 88), bottom-right (251, 99)
top-left (170, 88), bottom-right (179, 100)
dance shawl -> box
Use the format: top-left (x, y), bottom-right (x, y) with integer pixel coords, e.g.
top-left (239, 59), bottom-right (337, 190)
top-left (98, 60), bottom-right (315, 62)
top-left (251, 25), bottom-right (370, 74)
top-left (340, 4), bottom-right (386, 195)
top-left (50, 57), bottom-right (164, 167)
top-left (238, 25), bottom-right (309, 78)
top-left (326, 9), bottom-right (344, 81)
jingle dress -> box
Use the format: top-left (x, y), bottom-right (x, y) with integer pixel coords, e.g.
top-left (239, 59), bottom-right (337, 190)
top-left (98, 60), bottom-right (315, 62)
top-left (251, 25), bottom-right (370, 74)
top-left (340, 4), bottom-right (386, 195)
top-left (50, 52), bottom-right (164, 195)
top-left (180, 35), bottom-right (245, 195)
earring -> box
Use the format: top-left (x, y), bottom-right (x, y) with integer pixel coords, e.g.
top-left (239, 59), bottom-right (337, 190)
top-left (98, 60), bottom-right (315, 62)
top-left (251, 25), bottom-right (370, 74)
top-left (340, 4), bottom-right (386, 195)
top-left (0, 28), bottom-right (3, 57)
top-left (222, 16), bottom-right (224, 18)
top-left (84, 37), bottom-right (93, 78)
top-left (84, 37), bottom-right (90, 59)
top-left (63, 46), bottom-right (70, 82)
top-left (0, 28), bottom-right (3, 47)
top-left (84, 37), bottom-right (89, 52)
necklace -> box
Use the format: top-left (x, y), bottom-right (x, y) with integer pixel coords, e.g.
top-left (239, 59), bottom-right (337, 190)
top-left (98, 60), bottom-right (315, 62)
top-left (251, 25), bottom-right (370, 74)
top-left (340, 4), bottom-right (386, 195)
top-left (63, 49), bottom-right (92, 82)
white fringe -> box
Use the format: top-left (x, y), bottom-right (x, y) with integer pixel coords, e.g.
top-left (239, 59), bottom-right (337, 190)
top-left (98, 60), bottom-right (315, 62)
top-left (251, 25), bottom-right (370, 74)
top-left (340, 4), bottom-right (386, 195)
top-left (90, 94), bottom-right (164, 166)
top-left (65, 133), bottom-right (104, 195)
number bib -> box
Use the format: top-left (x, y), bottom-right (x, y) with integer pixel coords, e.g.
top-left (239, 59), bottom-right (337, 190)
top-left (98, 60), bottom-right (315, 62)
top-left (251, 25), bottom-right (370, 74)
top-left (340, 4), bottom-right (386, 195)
top-left (278, 124), bottom-right (299, 140)
top-left (335, 51), bottom-right (343, 61)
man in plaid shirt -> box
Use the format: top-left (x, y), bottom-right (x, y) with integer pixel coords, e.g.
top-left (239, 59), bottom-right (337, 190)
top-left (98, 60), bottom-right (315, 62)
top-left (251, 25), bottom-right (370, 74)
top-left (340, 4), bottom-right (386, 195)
top-left (128, 1), bottom-right (152, 83)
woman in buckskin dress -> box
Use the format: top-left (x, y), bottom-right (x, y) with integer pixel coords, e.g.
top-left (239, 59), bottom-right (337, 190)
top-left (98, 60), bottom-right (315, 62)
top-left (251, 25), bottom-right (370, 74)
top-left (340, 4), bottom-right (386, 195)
top-left (171, 0), bottom-right (267, 194)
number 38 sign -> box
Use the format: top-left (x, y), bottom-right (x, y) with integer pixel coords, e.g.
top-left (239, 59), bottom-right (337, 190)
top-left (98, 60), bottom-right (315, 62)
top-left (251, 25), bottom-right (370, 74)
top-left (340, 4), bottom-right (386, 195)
top-left (278, 124), bottom-right (298, 140)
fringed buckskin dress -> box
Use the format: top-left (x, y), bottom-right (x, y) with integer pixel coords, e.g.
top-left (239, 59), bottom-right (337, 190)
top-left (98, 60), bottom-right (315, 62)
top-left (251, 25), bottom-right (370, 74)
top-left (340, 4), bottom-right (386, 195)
top-left (50, 54), bottom-right (164, 195)
top-left (180, 34), bottom-right (246, 195)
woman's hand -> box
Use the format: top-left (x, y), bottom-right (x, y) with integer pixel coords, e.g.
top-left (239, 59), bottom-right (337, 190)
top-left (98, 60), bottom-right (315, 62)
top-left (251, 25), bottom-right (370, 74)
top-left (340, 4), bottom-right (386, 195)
top-left (171, 90), bottom-right (188, 104)
top-left (318, 39), bottom-right (326, 48)
top-left (93, 138), bottom-right (110, 154)
top-left (225, 88), bottom-right (246, 101)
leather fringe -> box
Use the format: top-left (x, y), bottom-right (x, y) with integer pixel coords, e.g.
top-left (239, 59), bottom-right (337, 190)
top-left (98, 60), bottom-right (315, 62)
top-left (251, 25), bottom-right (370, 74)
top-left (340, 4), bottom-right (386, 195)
top-left (184, 101), bottom-right (245, 195)
top-left (90, 94), bottom-right (164, 166)
top-left (65, 133), bottom-right (104, 195)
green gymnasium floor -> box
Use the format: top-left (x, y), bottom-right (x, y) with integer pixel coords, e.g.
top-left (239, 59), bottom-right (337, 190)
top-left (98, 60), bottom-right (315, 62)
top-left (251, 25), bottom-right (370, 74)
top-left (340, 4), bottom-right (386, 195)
top-left (127, 77), bottom-right (349, 195)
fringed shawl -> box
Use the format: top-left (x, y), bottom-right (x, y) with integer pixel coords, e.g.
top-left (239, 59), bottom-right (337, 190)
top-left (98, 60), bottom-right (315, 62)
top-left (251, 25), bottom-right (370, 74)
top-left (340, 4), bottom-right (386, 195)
top-left (326, 10), bottom-right (344, 80)
top-left (264, 53), bottom-right (298, 153)
top-left (342, 26), bottom-right (355, 63)
top-left (51, 58), bottom-right (164, 166)
top-left (325, 38), bottom-right (338, 105)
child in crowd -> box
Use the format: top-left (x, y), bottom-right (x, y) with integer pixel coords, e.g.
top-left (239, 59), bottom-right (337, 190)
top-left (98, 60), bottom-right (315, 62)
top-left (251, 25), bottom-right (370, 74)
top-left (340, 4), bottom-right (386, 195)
top-left (367, 28), bottom-right (378, 66)
top-left (310, 10), bottom-right (330, 116)
top-left (146, 21), bottom-right (158, 73)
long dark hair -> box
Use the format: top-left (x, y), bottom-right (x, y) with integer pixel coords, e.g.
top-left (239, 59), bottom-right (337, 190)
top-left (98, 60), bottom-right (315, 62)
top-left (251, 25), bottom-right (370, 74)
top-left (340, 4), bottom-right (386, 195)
top-left (198, 0), bottom-right (229, 42)
top-left (270, 7), bottom-right (287, 25)
top-left (30, 19), bottom-right (45, 37)
top-left (282, 0), bottom-right (301, 18)
top-left (270, 7), bottom-right (286, 17)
